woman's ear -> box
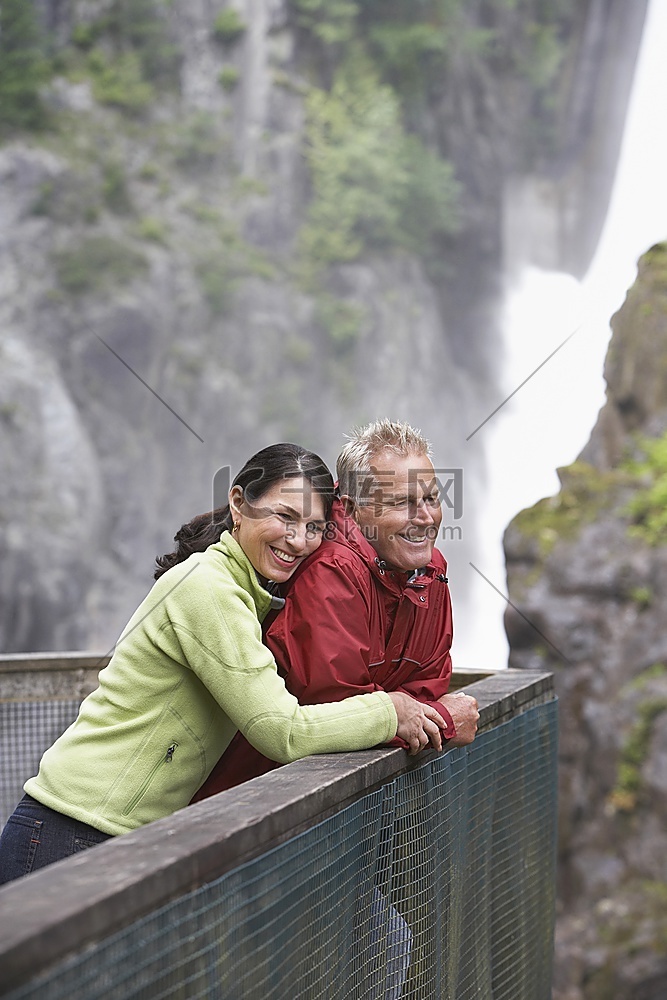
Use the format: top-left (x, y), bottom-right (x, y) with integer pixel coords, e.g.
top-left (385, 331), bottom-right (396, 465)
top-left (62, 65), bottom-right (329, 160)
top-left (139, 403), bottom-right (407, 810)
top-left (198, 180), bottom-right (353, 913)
top-left (229, 486), bottom-right (244, 523)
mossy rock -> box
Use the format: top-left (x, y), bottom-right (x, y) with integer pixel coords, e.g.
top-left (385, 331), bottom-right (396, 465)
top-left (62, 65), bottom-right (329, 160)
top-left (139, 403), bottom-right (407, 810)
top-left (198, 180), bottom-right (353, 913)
top-left (218, 66), bottom-right (240, 92)
top-left (511, 461), bottom-right (627, 557)
top-left (605, 242), bottom-right (667, 430)
top-left (53, 235), bottom-right (148, 295)
top-left (609, 694), bottom-right (667, 813)
top-left (622, 430), bottom-right (667, 546)
top-left (213, 9), bottom-right (246, 45)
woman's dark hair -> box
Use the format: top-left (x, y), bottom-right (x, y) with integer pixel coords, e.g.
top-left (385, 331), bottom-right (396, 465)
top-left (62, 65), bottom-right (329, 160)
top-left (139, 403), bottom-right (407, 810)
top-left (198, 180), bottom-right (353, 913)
top-left (154, 443), bottom-right (334, 578)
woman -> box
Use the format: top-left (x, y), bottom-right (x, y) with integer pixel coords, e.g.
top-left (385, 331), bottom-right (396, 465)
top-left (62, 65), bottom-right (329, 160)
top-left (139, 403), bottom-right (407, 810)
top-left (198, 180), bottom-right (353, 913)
top-left (0, 443), bottom-right (443, 884)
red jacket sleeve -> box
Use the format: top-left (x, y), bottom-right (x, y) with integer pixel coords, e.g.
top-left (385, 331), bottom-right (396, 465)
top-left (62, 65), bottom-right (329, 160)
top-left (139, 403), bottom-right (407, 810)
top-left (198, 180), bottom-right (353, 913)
top-left (392, 636), bottom-right (455, 737)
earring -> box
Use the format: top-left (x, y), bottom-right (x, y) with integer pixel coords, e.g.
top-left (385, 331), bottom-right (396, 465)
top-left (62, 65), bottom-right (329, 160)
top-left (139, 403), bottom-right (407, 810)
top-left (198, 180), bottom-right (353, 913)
top-left (232, 522), bottom-right (239, 533)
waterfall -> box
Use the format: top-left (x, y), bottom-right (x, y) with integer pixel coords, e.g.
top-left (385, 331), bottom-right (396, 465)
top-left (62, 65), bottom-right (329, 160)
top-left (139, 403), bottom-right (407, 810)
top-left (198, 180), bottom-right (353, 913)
top-left (455, 0), bottom-right (667, 670)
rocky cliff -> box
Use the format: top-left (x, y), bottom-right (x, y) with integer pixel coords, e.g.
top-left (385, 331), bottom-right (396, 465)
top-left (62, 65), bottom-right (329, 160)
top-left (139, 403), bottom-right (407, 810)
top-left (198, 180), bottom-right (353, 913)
top-left (0, 0), bottom-right (647, 651)
top-left (505, 243), bottom-right (667, 998)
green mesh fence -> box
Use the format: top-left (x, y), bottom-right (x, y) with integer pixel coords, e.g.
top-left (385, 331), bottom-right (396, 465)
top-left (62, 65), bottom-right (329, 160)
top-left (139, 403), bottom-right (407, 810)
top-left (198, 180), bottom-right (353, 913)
top-left (0, 702), bottom-right (81, 827)
top-left (2, 701), bottom-right (557, 1000)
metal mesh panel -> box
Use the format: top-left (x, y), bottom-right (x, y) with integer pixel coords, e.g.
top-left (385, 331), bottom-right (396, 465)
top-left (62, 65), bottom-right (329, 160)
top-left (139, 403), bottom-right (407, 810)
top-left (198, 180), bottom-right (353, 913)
top-left (4, 701), bottom-right (557, 1000)
top-left (0, 701), bottom-right (81, 827)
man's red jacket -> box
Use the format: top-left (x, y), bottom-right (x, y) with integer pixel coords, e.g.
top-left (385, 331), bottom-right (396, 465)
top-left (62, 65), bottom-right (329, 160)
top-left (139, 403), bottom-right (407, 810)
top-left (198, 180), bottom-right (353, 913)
top-left (192, 499), bottom-right (456, 800)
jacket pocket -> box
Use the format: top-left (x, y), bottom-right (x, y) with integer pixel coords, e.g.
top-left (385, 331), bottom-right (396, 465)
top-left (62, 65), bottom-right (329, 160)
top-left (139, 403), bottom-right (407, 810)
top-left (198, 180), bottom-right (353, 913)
top-left (122, 741), bottom-right (179, 817)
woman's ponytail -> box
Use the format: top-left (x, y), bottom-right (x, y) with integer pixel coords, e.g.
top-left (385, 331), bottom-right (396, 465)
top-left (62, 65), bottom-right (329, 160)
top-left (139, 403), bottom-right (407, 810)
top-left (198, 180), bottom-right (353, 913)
top-left (154, 506), bottom-right (232, 579)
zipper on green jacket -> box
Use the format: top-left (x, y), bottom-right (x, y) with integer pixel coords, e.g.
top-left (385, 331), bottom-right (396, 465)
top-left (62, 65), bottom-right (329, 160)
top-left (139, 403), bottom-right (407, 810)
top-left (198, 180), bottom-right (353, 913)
top-left (122, 741), bottom-right (179, 816)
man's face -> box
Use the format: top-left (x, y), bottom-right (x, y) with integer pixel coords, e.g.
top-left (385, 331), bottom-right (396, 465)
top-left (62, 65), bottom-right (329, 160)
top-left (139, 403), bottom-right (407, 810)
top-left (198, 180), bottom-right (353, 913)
top-left (352, 450), bottom-right (443, 572)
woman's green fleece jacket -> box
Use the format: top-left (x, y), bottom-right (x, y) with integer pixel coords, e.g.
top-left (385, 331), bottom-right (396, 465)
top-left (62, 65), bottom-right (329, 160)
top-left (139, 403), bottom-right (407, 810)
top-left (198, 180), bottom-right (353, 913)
top-left (25, 533), bottom-right (398, 835)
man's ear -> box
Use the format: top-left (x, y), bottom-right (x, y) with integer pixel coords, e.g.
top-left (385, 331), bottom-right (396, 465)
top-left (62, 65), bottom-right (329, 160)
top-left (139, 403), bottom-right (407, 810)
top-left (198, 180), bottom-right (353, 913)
top-left (340, 495), bottom-right (359, 521)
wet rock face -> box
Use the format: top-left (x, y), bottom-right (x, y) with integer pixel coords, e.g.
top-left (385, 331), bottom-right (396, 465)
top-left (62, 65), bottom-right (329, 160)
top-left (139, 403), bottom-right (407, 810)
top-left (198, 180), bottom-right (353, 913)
top-left (0, 334), bottom-right (103, 651)
top-left (0, 1), bottom-right (647, 651)
top-left (505, 244), bottom-right (667, 999)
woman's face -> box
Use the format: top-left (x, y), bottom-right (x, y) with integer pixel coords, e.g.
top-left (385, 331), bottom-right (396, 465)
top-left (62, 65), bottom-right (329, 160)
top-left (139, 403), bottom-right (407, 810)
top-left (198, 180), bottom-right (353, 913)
top-left (230, 476), bottom-right (327, 584)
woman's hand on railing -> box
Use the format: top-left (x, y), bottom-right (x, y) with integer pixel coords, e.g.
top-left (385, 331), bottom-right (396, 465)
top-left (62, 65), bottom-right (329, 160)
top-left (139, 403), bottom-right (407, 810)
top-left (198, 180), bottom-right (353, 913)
top-left (387, 693), bottom-right (443, 755)
top-left (438, 692), bottom-right (479, 747)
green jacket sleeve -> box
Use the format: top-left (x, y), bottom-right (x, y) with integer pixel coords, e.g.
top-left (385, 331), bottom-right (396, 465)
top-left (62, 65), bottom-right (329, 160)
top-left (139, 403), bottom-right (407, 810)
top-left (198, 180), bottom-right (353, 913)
top-left (162, 567), bottom-right (398, 763)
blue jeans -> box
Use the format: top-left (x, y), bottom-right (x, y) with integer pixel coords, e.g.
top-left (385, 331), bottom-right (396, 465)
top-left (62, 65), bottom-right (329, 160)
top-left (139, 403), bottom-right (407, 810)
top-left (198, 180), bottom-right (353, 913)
top-left (0, 794), bottom-right (112, 885)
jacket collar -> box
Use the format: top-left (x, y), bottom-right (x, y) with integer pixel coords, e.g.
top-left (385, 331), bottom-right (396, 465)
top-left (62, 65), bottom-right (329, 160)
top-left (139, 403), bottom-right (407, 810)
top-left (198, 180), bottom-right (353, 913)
top-left (209, 531), bottom-right (280, 621)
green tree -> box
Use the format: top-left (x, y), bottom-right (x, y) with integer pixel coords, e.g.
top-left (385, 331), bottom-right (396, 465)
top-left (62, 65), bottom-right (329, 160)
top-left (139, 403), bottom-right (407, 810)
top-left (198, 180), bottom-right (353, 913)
top-left (102, 0), bottom-right (181, 86)
top-left (300, 55), bottom-right (460, 265)
top-left (0, 0), bottom-right (48, 131)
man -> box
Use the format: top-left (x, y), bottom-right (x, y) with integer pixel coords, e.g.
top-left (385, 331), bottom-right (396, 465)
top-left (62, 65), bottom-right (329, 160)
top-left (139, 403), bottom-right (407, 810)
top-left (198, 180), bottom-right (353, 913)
top-left (193, 419), bottom-right (478, 799)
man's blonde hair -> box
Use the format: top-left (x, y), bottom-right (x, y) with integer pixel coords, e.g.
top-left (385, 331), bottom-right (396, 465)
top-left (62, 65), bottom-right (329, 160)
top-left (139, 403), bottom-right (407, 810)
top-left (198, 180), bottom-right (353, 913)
top-left (337, 419), bottom-right (432, 502)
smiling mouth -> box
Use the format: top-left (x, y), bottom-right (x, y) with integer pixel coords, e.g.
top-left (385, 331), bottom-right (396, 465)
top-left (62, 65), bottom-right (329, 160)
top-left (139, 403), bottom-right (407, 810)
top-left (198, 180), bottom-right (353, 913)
top-left (270, 547), bottom-right (297, 564)
top-left (397, 528), bottom-right (437, 544)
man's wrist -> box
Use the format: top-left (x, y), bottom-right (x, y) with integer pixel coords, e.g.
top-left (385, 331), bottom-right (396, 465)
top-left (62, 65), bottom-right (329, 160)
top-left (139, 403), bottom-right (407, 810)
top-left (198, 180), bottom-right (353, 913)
top-left (424, 699), bottom-right (457, 739)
